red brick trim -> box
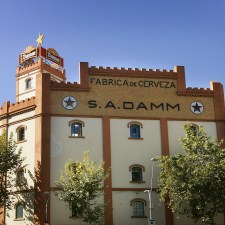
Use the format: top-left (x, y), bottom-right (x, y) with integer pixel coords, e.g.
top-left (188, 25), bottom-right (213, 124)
top-left (160, 119), bottom-right (169, 156)
top-left (129, 164), bottom-right (145, 172)
top-left (160, 119), bottom-right (174, 225)
top-left (34, 73), bottom-right (51, 225)
top-left (102, 116), bottom-right (113, 225)
top-left (211, 82), bottom-right (225, 152)
top-left (130, 198), bottom-right (147, 206)
top-left (127, 121), bottom-right (143, 128)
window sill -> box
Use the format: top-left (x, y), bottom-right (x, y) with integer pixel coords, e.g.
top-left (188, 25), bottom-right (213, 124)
top-left (14, 218), bottom-right (25, 221)
top-left (130, 181), bottom-right (146, 184)
top-left (128, 138), bottom-right (143, 140)
top-left (16, 140), bottom-right (27, 144)
top-left (131, 216), bottom-right (147, 218)
top-left (24, 88), bottom-right (33, 94)
top-left (69, 136), bottom-right (85, 138)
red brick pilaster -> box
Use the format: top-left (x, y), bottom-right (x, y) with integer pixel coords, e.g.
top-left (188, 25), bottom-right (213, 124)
top-left (102, 116), bottom-right (113, 225)
top-left (160, 119), bottom-right (174, 225)
top-left (34, 73), bottom-right (51, 225)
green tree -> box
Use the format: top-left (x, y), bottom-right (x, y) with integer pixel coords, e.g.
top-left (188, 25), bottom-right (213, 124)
top-left (158, 123), bottom-right (225, 225)
top-left (0, 131), bottom-right (24, 209)
top-left (55, 151), bottom-right (109, 225)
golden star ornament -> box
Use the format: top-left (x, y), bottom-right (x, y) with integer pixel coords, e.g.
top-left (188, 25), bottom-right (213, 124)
top-left (36, 33), bottom-right (44, 47)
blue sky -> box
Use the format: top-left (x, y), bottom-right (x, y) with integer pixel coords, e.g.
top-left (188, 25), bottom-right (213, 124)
top-left (1, 1), bottom-right (225, 105)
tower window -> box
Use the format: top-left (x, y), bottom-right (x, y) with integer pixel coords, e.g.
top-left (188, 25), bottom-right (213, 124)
top-left (25, 78), bottom-right (32, 89)
top-left (16, 126), bottom-right (27, 142)
top-left (15, 203), bottom-right (24, 219)
top-left (16, 168), bottom-right (26, 186)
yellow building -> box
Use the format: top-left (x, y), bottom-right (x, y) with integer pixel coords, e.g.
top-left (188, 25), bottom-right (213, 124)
top-left (0, 42), bottom-right (224, 225)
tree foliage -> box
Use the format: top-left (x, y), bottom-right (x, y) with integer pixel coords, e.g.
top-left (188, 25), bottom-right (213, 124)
top-left (158, 123), bottom-right (225, 225)
top-left (0, 131), bottom-right (24, 209)
top-left (55, 151), bottom-right (109, 225)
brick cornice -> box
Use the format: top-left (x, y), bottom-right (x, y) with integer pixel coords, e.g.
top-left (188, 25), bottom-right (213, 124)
top-left (16, 58), bottom-right (66, 81)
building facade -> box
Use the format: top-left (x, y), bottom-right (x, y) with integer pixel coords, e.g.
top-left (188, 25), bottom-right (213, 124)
top-left (0, 43), bottom-right (225, 225)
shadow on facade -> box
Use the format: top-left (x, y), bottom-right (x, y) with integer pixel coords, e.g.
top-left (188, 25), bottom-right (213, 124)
top-left (14, 161), bottom-right (42, 224)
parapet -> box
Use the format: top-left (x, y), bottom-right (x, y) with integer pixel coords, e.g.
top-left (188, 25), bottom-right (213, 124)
top-left (177, 87), bottom-right (214, 97)
top-left (50, 80), bottom-right (89, 92)
top-left (0, 97), bottom-right (36, 118)
top-left (88, 65), bottom-right (180, 78)
top-left (16, 58), bottom-right (66, 81)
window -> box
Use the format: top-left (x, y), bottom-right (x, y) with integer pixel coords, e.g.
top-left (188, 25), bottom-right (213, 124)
top-left (133, 201), bottom-right (144, 216)
top-left (190, 124), bottom-right (199, 136)
top-left (16, 168), bottom-right (26, 186)
top-left (69, 163), bottom-right (77, 174)
top-left (69, 120), bottom-right (85, 138)
top-left (132, 167), bottom-right (143, 182)
top-left (16, 126), bottom-right (26, 142)
top-left (15, 203), bottom-right (24, 219)
top-left (130, 199), bottom-right (146, 218)
top-left (127, 121), bottom-right (143, 139)
top-left (129, 164), bottom-right (145, 183)
top-left (25, 78), bottom-right (32, 89)
top-left (18, 127), bottom-right (25, 141)
top-left (130, 124), bottom-right (140, 138)
top-left (71, 122), bottom-right (82, 137)
top-left (71, 202), bottom-right (78, 217)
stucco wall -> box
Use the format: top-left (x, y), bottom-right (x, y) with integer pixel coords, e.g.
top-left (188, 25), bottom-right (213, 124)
top-left (5, 112), bottom-right (36, 225)
top-left (50, 117), bottom-right (103, 185)
top-left (112, 191), bottom-right (165, 225)
top-left (110, 119), bottom-right (161, 188)
top-left (50, 117), bottom-right (103, 225)
top-left (168, 121), bottom-right (217, 155)
top-left (17, 70), bottom-right (37, 102)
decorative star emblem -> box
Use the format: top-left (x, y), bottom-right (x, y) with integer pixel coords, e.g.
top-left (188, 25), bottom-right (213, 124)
top-left (190, 101), bottom-right (204, 114)
top-left (36, 33), bottom-right (44, 47)
top-left (62, 96), bottom-right (77, 110)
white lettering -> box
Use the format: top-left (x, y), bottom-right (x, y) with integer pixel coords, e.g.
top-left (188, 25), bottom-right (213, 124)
top-left (47, 51), bottom-right (60, 63)
top-left (22, 50), bottom-right (36, 60)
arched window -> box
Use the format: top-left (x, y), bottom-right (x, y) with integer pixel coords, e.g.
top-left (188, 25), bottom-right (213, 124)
top-left (130, 124), bottom-right (140, 138)
top-left (132, 167), bottom-right (142, 182)
top-left (130, 198), bottom-right (146, 217)
top-left (69, 163), bottom-right (77, 173)
top-left (69, 120), bottom-right (85, 138)
top-left (16, 168), bottom-right (26, 186)
top-left (15, 203), bottom-right (24, 219)
top-left (127, 121), bottom-right (143, 139)
top-left (16, 126), bottom-right (27, 142)
top-left (129, 164), bottom-right (145, 182)
top-left (71, 122), bottom-right (82, 137)
top-left (25, 78), bottom-right (32, 89)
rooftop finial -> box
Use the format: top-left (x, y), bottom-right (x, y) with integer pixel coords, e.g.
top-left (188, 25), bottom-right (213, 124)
top-left (36, 33), bottom-right (44, 47)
